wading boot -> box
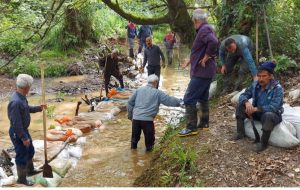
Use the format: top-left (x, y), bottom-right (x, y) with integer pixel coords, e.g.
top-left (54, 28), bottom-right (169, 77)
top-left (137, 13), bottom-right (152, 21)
top-left (256, 130), bottom-right (271, 153)
top-left (129, 48), bottom-right (134, 58)
top-left (178, 105), bottom-right (198, 137)
top-left (26, 160), bottom-right (41, 176)
top-left (146, 146), bottom-right (153, 152)
top-left (131, 143), bottom-right (137, 149)
top-left (232, 119), bottom-right (245, 141)
top-left (17, 165), bottom-right (34, 186)
top-left (197, 102), bottom-right (209, 131)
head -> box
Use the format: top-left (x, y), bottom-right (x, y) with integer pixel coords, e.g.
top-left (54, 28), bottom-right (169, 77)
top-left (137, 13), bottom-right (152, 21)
top-left (111, 49), bottom-right (119, 59)
top-left (16, 74), bottom-right (33, 96)
top-left (147, 74), bottom-right (159, 88)
top-left (257, 61), bottom-right (276, 88)
top-left (192, 9), bottom-right (208, 29)
top-left (225, 38), bottom-right (237, 54)
top-left (146, 36), bottom-right (153, 47)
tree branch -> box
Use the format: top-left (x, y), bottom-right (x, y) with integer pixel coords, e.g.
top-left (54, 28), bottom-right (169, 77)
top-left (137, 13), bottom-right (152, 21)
top-left (102, 0), bottom-right (170, 25)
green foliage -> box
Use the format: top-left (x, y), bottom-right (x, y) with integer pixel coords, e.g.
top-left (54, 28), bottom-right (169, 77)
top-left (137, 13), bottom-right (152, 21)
top-left (46, 105), bottom-right (55, 119)
top-left (274, 54), bottom-right (299, 73)
top-left (12, 57), bottom-right (40, 77)
top-left (56, 91), bottom-right (66, 99)
top-left (45, 63), bottom-right (67, 77)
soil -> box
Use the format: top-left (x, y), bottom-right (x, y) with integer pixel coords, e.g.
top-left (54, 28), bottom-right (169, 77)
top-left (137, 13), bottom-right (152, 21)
top-left (0, 74), bottom-right (15, 100)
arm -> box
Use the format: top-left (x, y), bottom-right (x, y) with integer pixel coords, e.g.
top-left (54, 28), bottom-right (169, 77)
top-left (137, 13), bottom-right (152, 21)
top-left (9, 102), bottom-right (29, 141)
top-left (127, 90), bottom-right (137, 119)
top-left (204, 33), bottom-right (218, 58)
top-left (29, 105), bottom-right (42, 113)
top-left (143, 50), bottom-right (148, 68)
top-left (239, 84), bottom-right (254, 105)
top-left (219, 42), bottom-right (226, 65)
top-left (242, 48), bottom-right (257, 76)
top-left (259, 86), bottom-right (284, 113)
top-left (158, 47), bottom-right (165, 63)
top-left (159, 91), bottom-right (181, 107)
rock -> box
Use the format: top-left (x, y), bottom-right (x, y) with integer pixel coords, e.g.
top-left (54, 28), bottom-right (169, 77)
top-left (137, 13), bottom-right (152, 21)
top-left (66, 62), bottom-right (84, 76)
top-left (289, 89), bottom-right (300, 100)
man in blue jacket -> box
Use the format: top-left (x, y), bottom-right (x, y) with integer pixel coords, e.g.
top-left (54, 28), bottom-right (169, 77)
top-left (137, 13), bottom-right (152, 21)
top-left (138, 25), bottom-right (152, 53)
top-left (127, 74), bottom-right (182, 151)
top-left (126, 21), bottom-right (137, 58)
top-left (219, 35), bottom-right (258, 95)
top-left (234, 61), bottom-right (284, 152)
top-left (178, 9), bottom-right (218, 136)
top-left (8, 74), bottom-right (46, 185)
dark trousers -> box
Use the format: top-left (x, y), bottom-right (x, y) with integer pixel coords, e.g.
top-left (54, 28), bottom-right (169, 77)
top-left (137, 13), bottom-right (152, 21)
top-left (131, 119), bottom-right (155, 149)
top-left (104, 71), bottom-right (124, 95)
top-left (223, 55), bottom-right (250, 91)
top-left (147, 65), bottom-right (161, 88)
top-left (9, 127), bottom-right (35, 166)
top-left (236, 103), bottom-right (282, 131)
top-left (183, 77), bottom-right (212, 106)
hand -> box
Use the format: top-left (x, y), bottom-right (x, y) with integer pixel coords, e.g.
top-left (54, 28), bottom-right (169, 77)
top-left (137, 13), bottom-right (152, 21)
top-left (221, 65), bottom-right (227, 74)
top-left (23, 139), bottom-right (31, 147)
top-left (41, 104), bottom-right (47, 110)
top-left (245, 102), bottom-right (258, 116)
top-left (139, 67), bottom-right (144, 73)
top-left (181, 59), bottom-right (190, 68)
top-left (199, 54), bottom-right (210, 68)
top-left (253, 75), bottom-right (258, 81)
top-left (162, 62), bottom-right (166, 68)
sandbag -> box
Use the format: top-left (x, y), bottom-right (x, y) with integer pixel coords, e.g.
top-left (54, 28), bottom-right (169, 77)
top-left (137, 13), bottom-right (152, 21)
top-left (45, 172), bottom-right (62, 187)
top-left (0, 167), bottom-right (8, 179)
top-left (78, 112), bottom-right (114, 121)
top-left (208, 81), bottom-right (217, 99)
top-left (68, 146), bottom-right (82, 159)
top-left (288, 89), bottom-right (300, 100)
top-left (46, 130), bottom-right (78, 142)
top-left (0, 176), bottom-right (15, 186)
top-left (231, 89), bottom-right (245, 104)
top-left (244, 119), bottom-right (300, 148)
top-left (71, 124), bottom-right (92, 133)
top-left (282, 105), bottom-right (300, 139)
top-left (110, 107), bottom-right (121, 116)
top-left (50, 159), bottom-right (72, 178)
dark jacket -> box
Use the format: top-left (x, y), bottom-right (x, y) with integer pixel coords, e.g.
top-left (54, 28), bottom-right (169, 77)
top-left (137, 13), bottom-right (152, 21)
top-left (8, 92), bottom-right (42, 141)
top-left (143, 45), bottom-right (165, 67)
top-left (138, 25), bottom-right (152, 41)
top-left (126, 23), bottom-right (137, 39)
top-left (239, 80), bottom-right (284, 114)
top-left (100, 55), bottom-right (120, 75)
top-left (190, 22), bottom-right (218, 78)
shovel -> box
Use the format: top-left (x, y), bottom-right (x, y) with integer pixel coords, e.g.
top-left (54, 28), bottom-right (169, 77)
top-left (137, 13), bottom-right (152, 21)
top-left (40, 63), bottom-right (53, 178)
top-left (249, 116), bottom-right (260, 143)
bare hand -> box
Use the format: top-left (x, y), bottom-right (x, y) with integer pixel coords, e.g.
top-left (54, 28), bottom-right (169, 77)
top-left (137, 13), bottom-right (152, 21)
top-left (41, 104), bottom-right (47, 110)
top-left (199, 54), bottom-right (210, 68)
top-left (181, 59), bottom-right (190, 69)
top-left (23, 139), bottom-right (31, 147)
top-left (245, 102), bottom-right (258, 116)
top-left (221, 65), bottom-right (227, 74)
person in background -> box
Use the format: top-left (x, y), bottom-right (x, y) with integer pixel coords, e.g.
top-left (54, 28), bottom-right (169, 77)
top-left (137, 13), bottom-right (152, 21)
top-left (126, 21), bottom-right (137, 58)
top-left (178, 9), bottom-right (218, 137)
top-left (234, 61), bottom-right (283, 152)
top-left (127, 74), bottom-right (182, 151)
top-left (142, 36), bottom-right (165, 88)
top-left (137, 25), bottom-right (152, 53)
top-left (8, 74), bottom-right (47, 186)
top-left (219, 34), bottom-right (258, 95)
top-left (163, 31), bottom-right (177, 65)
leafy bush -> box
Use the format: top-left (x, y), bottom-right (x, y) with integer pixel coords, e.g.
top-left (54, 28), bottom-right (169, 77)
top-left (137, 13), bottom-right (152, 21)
top-left (12, 57), bottom-right (40, 77)
top-left (274, 54), bottom-right (299, 73)
top-left (45, 63), bottom-right (67, 77)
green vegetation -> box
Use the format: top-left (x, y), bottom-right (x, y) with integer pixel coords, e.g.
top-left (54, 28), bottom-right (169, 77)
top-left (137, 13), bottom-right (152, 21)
top-left (46, 105), bottom-right (56, 119)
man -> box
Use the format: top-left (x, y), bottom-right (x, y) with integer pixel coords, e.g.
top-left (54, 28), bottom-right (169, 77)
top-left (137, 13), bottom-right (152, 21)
top-left (178, 9), bottom-right (218, 136)
top-left (163, 31), bottom-right (176, 65)
top-left (126, 21), bottom-right (137, 58)
top-left (127, 74), bottom-right (182, 151)
top-left (99, 49), bottom-right (125, 97)
top-left (8, 74), bottom-right (46, 186)
top-left (234, 61), bottom-right (283, 152)
top-left (142, 36), bottom-right (165, 88)
top-left (137, 25), bottom-right (152, 53)
top-left (219, 34), bottom-right (258, 94)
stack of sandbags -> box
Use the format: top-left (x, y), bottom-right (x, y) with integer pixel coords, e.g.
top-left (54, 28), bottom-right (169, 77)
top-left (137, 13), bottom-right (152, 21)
top-left (282, 104), bottom-right (300, 139)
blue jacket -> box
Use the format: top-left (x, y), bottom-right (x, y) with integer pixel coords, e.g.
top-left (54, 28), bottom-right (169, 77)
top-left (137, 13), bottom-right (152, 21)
top-left (138, 25), bottom-right (152, 41)
top-left (7, 92), bottom-right (42, 141)
top-left (127, 84), bottom-right (181, 121)
top-left (126, 23), bottom-right (137, 39)
top-left (239, 80), bottom-right (284, 114)
top-left (219, 35), bottom-right (257, 76)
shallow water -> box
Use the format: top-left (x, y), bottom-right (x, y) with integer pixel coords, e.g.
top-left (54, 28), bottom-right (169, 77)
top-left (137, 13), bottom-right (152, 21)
top-left (0, 47), bottom-right (191, 187)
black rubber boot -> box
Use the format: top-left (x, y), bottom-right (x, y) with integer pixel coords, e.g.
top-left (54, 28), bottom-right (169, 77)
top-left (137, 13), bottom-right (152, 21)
top-left (146, 146), bottom-right (153, 152)
top-left (26, 160), bottom-right (41, 176)
top-left (129, 48), bottom-right (134, 58)
top-left (178, 105), bottom-right (198, 137)
top-left (131, 143), bottom-right (137, 149)
top-left (197, 102), bottom-right (209, 130)
top-left (17, 165), bottom-right (34, 186)
top-left (256, 130), bottom-right (271, 153)
top-left (232, 119), bottom-right (245, 141)
top-left (138, 46), bottom-right (142, 54)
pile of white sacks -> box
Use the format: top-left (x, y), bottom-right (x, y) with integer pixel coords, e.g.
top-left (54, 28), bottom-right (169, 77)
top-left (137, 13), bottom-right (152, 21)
top-left (231, 89), bottom-right (300, 148)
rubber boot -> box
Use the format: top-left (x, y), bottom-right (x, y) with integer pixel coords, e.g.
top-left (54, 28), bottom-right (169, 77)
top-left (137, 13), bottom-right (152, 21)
top-left (256, 130), bottom-right (271, 152)
top-left (146, 146), bottom-right (153, 152)
top-left (138, 46), bottom-right (142, 54)
top-left (129, 48), bottom-right (134, 58)
top-left (26, 160), bottom-right (41, 176)
top-left (232, 119), bottom-right (245, 141)
top-left (131, 142), bottom-right (137, 149)
top-left (17, 165), bottom-right (34, 186)
top-left (178, 105), bottom-right (198, 137)
top-left (197, 102), bottom-right (209, 130)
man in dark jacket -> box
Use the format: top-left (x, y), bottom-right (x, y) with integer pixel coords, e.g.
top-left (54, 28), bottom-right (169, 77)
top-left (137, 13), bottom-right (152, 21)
top-left (234, 61), bottom-right (284, 152)
top-left (138, 25), bottom-right (152, 53)
top-left (163, 31), bottom-right (176, 65)
top-left (8, 74), bottom-right (46, 186)
top-left (178, 9), bottom-right (218, 136)
top-left (99, 49), bottom-right (125, 96)
top-left (142, 37), bottom-right (165, 88)
top-left (126, 21), bottom-right (137, 58)
top-left (219, 35), bottom-right (258, 94)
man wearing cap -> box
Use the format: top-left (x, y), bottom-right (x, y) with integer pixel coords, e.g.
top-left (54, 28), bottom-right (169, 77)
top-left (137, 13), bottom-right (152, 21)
top-left (178, 9), bottom-right (218, 136)
top-left (127, 74), bottom-right (182, 151)
top-left (234, 61), bottom-right (284, 152)
top-left (99, 49), bottom-right (125, 97)
top-left (219, 35), bottom-right (258, 95)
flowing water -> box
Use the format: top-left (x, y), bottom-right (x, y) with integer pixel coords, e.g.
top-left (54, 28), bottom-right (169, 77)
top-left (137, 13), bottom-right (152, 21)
top-left (0, 47), bottom-right (191, 187)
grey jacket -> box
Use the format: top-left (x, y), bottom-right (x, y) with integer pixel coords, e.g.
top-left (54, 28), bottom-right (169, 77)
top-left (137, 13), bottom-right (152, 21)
top-left (127, 84), bottom-right (181, 121)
